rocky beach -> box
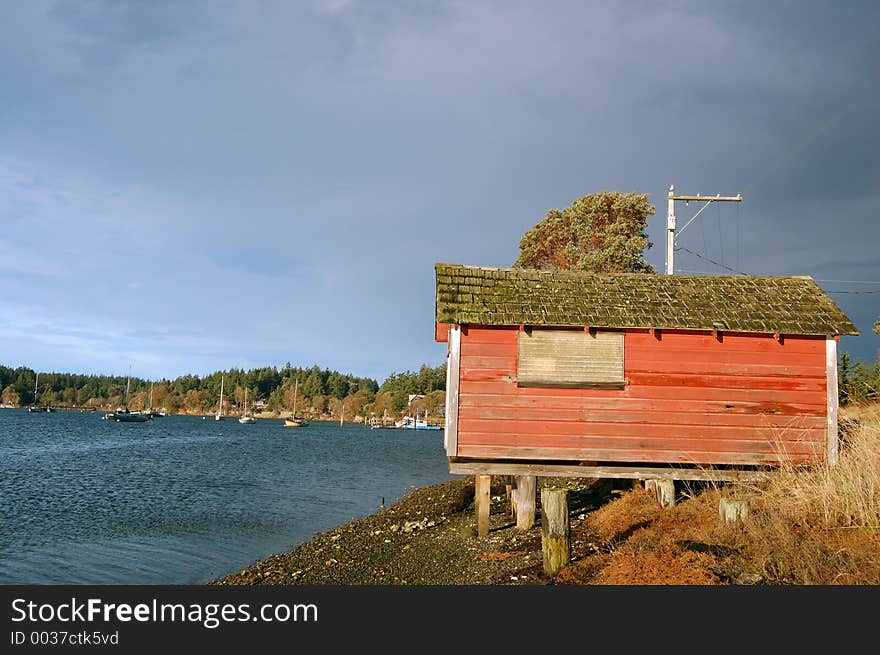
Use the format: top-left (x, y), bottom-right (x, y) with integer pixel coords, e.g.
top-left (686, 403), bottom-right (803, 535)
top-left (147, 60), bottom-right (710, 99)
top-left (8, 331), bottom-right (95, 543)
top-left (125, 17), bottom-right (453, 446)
top-left (211, 475), bottom-right (741, 586)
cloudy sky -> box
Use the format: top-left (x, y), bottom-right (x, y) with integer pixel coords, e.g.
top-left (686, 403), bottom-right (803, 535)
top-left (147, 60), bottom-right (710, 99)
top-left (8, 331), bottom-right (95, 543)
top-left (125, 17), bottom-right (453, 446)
top-left (1, 0), bottom-right (878, 384)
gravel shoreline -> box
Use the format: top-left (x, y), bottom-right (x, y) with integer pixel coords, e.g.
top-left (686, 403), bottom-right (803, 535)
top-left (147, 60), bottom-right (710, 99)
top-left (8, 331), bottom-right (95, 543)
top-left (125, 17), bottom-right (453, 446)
top-left (212, 476), bottom-right (608, 586)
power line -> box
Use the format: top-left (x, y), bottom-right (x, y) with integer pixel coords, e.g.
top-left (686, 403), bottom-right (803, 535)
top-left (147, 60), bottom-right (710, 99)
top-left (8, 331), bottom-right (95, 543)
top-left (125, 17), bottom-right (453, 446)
top-left (674, 246), bottom-right (749, 275)
top-left (673, 251), bottom-right (880, 297)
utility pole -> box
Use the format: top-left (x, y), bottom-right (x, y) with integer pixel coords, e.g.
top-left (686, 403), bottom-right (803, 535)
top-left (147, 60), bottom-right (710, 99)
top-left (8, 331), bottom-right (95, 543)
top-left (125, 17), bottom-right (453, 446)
top-left (666, 184), bottom-right (742, 275)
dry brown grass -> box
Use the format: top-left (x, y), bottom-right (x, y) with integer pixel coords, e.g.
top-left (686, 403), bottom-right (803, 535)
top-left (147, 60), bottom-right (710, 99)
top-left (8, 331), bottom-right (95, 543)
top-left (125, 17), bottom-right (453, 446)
top-left (750, 407), bottom-right (880, 529)
top-left (589, 548), bottom-right (721, 585)
top-left (585, 485), bottom-right (663, 543)
top-left (725, 405), bottom-right (880, 583)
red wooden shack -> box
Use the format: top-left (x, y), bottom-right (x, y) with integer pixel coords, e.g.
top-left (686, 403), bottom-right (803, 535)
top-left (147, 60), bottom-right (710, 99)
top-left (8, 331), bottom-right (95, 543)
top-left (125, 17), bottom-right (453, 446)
top-left (435, 263), bottom-right (859, 481)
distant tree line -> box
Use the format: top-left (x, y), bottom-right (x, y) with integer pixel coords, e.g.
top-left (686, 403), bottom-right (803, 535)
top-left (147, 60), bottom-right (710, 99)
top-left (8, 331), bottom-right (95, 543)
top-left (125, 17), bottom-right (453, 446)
top-left (839, 352), bottom-right (879, 405)
top-left (0, 361), bottom-right (447, 421)
top-left (839, 316), bottom-right (880, 405)
top-left (372, 364), bottom-right (448, 418)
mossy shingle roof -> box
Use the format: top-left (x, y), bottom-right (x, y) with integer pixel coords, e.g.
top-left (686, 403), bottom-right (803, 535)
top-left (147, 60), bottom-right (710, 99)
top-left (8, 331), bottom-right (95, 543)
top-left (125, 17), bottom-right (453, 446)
top-left (435, 264), bottom-right (858, 336)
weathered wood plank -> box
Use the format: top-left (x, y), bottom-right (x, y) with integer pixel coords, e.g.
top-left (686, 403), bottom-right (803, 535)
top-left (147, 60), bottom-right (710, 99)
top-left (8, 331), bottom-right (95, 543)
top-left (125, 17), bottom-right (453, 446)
top-left (626, 349), bottom-right (824, 368)
top-left (513, 475), bottom-right (536, 530)
top-left (628, 361), bottom-right (825, 378)
top-left (625, 330), bottom-right (824, 353)
top-left (458, 418), bottom-right (826, 441)
top-left (458, 367), bottom-right (515, 382)
top-left (448, 460), bottom-right (769, 482)
top-left (456, 444), bottom-right (818, 465)
top-left (826, 337), bottom-right (839, 467)
top-left (459, 379), bottom-right (826, 402)
top-left (459, 394), bottom-right (827, 415)
top-left (458, 431), bottom-right (826, 456)
top-left (444, 325), bottom-right (461, 457)
top-left (515, 380), bottom-right (627, 389)
top-left (518, 329), bottom-right (624, 386)
top-left (462, 406), bottom-right (828, 427)
top-left (457, 327), bottom-right (517, 345)
top-left (458, 355), bottom-right (515, 370)
top-left (460, 342), bottom-right (517, 357)
top-left (624, 374), bottom-right (825, 391)
top-left (475, 474), bottom-right (491, 537)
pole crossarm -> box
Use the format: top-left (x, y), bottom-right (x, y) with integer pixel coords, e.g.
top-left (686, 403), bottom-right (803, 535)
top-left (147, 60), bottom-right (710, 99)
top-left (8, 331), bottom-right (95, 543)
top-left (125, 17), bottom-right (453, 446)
top-left (665, 185), bottom-right (743, 275)
top-left (669, 194), bottom-right (742, 202)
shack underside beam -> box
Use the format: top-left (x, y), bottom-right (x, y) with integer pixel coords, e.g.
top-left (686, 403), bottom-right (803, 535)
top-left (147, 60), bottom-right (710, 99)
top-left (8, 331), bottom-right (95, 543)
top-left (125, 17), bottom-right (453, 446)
top-left (448, 458), bottom-right (768, 482)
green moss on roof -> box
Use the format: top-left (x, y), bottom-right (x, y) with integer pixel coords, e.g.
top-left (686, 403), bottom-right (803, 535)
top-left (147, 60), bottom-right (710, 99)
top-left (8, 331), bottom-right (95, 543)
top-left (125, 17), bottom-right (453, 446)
top-left (435, 263), bottom-right (859, 336)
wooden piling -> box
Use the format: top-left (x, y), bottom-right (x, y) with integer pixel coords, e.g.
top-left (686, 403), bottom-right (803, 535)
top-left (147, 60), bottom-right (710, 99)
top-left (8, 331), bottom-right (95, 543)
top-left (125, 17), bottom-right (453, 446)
top-left (513, 475), bottom-right (536, 530)
top-left (540, 487), bottom-right (570, 576)
top-left (475, 474), bottom-right (491, 537)
top-left (719, 497), bottom-right (751, 525)
top-left (646, 479), bottom-right (676, 508)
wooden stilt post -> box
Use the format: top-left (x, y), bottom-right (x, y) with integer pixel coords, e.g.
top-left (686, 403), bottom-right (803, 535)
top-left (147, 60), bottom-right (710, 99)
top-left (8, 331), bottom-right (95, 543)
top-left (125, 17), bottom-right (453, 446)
top-left (513, 475), bottom-right (536, 530)
top-left (719, 497), bottom-right (751, 525)
top-left (645, 479), bottom-right (676, 508)
top-left (475, 474), bottom-right (491, 537)
top-left (505, 480), bottom-right (513, 517)
top-left (653, 479), bottom-right (676, 508)
top-left (541, 487), bottom-right (570, 576)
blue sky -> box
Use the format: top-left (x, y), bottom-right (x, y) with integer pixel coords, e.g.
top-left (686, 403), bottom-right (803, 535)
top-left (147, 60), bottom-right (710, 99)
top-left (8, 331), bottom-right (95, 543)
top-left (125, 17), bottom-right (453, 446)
top-left (1, 0), bottom-right (878, 384)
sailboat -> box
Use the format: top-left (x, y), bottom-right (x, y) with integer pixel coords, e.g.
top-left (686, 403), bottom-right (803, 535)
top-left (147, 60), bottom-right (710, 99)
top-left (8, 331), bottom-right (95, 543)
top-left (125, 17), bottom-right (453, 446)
top-left (215, 376), bottom-right (224, 421)
top-left (104, 367), bottom-right (151, 422)
top-left (27, 372), bottom-right (47, 412)
top-left (239, 387), bottom-right (256, 424)
top-left (283, 378), bottom-right (309, 427)
top-left (144, 383), bottom-right (166, 418)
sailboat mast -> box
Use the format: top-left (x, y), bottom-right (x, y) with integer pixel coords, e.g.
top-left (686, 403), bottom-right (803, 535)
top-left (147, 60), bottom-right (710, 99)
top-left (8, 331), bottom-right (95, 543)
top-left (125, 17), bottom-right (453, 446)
top-left (125, 366), bottom-right (131, 408)
top-left (292, 378), bottom-right (298, 417)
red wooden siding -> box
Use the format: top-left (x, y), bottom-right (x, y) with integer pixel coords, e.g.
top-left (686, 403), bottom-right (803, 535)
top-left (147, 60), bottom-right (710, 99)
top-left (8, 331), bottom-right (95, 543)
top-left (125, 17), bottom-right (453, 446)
top-left (455, 327), bottom-right (828, 466)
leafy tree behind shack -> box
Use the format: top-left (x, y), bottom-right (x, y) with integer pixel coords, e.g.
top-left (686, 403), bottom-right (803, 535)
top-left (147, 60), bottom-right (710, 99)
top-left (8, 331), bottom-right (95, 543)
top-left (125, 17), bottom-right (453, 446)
top-left (515, 190), bottom-right (655, 273)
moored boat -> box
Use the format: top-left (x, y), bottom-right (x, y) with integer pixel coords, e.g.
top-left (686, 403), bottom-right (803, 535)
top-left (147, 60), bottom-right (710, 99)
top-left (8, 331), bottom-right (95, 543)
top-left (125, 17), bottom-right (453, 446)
top-left (104, 408), bottom-right (151, 422)
top-left (102, 366), bottom-right (151, 422)
top-left (282, 378), bottom-right (309, 427)
top-left (394, 412), bottom-right (442, 430)
top-left (239, 387), bottom-right (256, 424)
top-left (27, 373), bottom-right (53, 413)
top-left (215, 376), bottom-right (225, 421)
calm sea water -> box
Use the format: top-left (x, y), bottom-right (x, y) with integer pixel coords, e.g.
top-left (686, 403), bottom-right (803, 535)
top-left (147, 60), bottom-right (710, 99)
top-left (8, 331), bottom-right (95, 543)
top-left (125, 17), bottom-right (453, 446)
top-left (0, 409), bottom-right (454, 584)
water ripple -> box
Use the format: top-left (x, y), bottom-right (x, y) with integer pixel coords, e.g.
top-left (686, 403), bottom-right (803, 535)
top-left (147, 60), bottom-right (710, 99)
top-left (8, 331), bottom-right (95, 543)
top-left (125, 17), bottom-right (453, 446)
top-left (0, 409), bottom-right (453, 583)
